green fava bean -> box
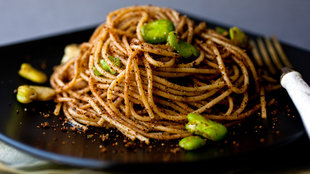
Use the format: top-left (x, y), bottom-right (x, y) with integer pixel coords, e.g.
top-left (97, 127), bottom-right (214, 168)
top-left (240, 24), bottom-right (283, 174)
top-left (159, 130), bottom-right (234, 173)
top-left (187, 113), bottom-right (206, 123)
top-left (108, 56), bottom-right (121, 67)
top-left (94, 56), bottom-right (122, 76)
top-left (18, 63), bottom-right (47, 84)
top-left (142, 19), bottom-right (175, 44)
top-left (93, 67), bottom-right (102, 76)
top-left (93, 60), bottom-right (115, 76)
top-left (229, 27), bottom-right (248, 47)
top-left (167, 31), bottom-right (179, 50)
top-left (16, 85), bottom-right (55, 104)
top-left (99, 59), bottom-right (115, 74)
top-left (177, 41), bottom-right (200, 58)
top-left (167, 31), bottom-right (200, 58)
top-left (179, 136), bottom-right (206, 150)
top-left (215, 27), bottom-right (228, 35)
top-left (16, 85), bottom-right (37, 104)
top-left (186, 113), bottom-right (227, 141)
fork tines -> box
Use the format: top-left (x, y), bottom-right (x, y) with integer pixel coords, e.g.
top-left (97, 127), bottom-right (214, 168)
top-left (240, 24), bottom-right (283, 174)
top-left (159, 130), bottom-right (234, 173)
top-left (249, 36), bottom-right (293, 75)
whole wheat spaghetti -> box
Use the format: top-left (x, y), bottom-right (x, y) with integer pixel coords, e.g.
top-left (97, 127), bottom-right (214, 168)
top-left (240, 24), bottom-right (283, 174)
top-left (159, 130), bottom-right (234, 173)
top-left (50, 6), bottom-right (268, 144)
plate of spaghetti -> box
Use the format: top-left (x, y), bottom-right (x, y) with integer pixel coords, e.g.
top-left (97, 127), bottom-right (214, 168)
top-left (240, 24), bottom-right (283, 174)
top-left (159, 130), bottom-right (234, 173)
top-left (0, 5), bottom-right (307, 169)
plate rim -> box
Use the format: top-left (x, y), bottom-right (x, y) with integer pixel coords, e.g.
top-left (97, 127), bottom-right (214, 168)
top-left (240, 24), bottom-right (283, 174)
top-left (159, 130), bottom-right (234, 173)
top-left (0, 128), bottom-right (305, 169)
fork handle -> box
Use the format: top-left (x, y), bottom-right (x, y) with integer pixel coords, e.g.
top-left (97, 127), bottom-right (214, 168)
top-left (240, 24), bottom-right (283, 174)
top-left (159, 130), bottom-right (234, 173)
top-left (281, 70), bottom-right (310, 138)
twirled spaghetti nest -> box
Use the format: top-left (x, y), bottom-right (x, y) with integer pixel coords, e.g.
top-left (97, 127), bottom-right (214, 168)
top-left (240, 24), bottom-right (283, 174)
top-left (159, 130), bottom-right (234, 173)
top-left (50, 5), bottom-right (268, 144)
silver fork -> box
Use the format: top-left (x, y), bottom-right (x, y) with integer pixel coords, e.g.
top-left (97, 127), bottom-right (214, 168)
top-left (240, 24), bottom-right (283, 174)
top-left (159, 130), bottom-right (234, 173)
top-left (250, 36), bottom-right (310, 138)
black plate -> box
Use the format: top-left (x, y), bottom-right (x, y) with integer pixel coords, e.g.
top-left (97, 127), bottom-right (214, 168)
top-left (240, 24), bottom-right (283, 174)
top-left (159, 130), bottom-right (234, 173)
top-left (0, 17), bottom-right (309, 170)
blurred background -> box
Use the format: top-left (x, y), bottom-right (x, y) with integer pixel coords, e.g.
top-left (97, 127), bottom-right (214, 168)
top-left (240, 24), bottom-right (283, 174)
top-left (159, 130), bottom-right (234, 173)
top-left (0, 0), bottom-right (309, 51)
